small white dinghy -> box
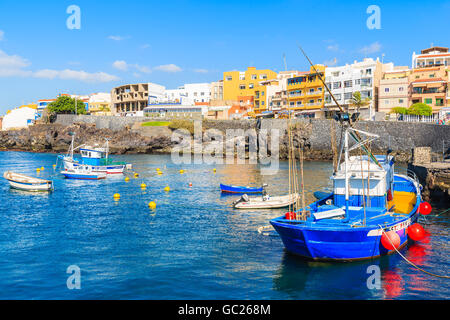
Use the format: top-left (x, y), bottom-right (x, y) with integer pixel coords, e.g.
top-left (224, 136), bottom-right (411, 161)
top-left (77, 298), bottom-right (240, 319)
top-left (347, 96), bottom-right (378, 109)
top-left (3, 171), bottom-right (54, 192)
top-left (233, 193), bottom-right (299, 209)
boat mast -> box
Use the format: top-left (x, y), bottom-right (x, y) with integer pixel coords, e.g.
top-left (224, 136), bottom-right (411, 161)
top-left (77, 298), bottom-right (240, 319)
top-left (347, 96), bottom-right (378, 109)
top-left (344, 127), bottom-right (349, 217)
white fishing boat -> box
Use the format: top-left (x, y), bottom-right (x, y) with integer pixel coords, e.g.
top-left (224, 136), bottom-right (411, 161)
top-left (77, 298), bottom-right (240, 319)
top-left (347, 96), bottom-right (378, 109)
top-left (3, 171), bottom-right (54, 192)
top-left (233, 193), bottom-right (300, 209)
top-left (61, 166), bottom-right (107, 180)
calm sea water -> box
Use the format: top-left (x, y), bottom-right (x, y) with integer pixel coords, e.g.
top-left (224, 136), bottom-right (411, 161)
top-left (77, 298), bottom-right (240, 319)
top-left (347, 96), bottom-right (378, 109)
top-left (0, 151), bottom-right (448, 300)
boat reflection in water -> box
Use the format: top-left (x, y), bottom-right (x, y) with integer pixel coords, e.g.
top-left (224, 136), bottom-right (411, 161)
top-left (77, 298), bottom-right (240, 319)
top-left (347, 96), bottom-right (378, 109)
top-left (273, 248), bottom-right (416, 299)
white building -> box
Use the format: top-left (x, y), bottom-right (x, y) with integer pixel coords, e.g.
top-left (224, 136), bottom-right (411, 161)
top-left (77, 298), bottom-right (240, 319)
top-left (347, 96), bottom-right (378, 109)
top-left (2, 106), bottom-right (37, 130)
top-left (412, 46), bottom-right (450, 69)
top-left (325, 58), bottom-right (393, 119)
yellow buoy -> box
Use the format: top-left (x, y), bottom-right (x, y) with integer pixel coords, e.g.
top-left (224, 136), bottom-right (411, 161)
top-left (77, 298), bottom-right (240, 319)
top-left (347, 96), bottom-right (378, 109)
top-left (134, 172), bottom-right (139, 178)
top-left (125, 177), bottom-right (130, 182)
top-left (141, 183), bottom-right (147, 189)
top-left (40, 167), bottom-right (44, 171)
top-left (36, 168), bottom-right (41, 172)
top-left (113, 193), bottom-right (120, 200)
top-left (213, 168), bottom-right (216, 173)
top-left (158, 171), bottom-right (163, 175)
top-left (52, 164), bottom-right (56, 168)
top-left (179, 169), bottom-right (184, 174)
top-left (148, 201), bottom-right (156, 209)
top-left (164, 186), bottom-right (170, 192)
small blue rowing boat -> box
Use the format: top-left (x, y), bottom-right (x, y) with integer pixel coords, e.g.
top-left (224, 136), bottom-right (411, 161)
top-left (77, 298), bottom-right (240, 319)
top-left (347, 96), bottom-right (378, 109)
top-left (220, 183), bottom-right (264, 194)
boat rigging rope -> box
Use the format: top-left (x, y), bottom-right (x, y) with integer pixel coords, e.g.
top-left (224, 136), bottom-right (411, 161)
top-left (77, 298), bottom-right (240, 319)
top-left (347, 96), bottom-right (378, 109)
top-left (378, 225), bottom-right (450, 279)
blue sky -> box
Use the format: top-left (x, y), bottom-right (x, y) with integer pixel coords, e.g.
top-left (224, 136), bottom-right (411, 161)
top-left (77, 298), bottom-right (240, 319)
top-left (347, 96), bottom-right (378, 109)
top-left (0, 0), bottom-right (449, 114)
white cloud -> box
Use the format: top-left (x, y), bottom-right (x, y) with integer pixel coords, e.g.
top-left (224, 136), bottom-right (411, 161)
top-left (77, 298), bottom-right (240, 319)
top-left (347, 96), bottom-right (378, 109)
top-left (33, 69), bottom-right (119, 82)
top-left (0, 50), bottom-right (118, 82)
top-left (193, 68), bottom-right (208, 73)
top-left (140, 44), bottom-right (150, 49)
top-left (108, 35), bottom-right (127, 41)
top-left (112, 60), bottom-right (129, 71)
top-left (327, 44), bottom-right (339, 52)
top-left (359, 42), bottom-right (382, 55)
top-left (154, 64), bottom-right (182, 73)
top-left (113, 60), bottom-right (151, 73)
top-left (324, 57), bottom-right (338, 67)
top-left (0, 30), bottom-right (4, 41)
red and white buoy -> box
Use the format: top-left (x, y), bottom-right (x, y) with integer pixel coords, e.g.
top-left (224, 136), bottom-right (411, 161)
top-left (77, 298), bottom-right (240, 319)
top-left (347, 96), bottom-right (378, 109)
top-left (418, 201), bottom-right (432, 215)
top-left (407, 223), bottom-right (426, 241)
top-left (381, 230), bottom-right (400, 250)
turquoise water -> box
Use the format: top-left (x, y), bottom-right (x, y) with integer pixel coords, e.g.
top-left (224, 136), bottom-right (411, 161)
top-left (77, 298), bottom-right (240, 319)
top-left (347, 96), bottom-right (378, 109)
top-left (0, 151), bottom-right (448, 299)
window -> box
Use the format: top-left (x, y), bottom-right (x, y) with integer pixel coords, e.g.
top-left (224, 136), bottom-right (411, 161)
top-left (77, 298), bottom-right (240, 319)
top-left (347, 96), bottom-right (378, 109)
top-left (424, 98), bottom-right (432, 104)
top-left (249, 83), bottom-right (254, 89)
top-left (262, 91), bottom-right (265, 96)
top-left (239, 75), bottom-right (245, 80)
top-left (261, 101), bottom-right (265, 105)
top-left (430, 74), bottom-right (435, 78)
top-left (385, 88), bottom-right (390, 93)
top-left (332, 72), bottom-right (339, 77)
top-left (344, 80), bottom-right (352, 88)
top-left (365, 68), bottom-right (372, 75)
top-left (399, 99), bottom-right (404, 104)
top-left (399, 87), bottom-right (404, 92)
top-left (226, 76), bottom-right (232, 81)
top-left (251, 74), bottom-right (257, 80)
top-left (309, 88), bottom-right (315, 93)
top-left (354, 79), bottom-right (361, 85)
top-left (239, 84), bottom-right (246, 90)
top-left (194, 92), bottom-right (198, 96)
top-left (344, 92), bottom-right (352, 100)
top-left (333, 82), bottom-right (341, 89)
top-left (385, 100), bottom-right (389, 104)
top-left (334, 94), bottom-right (341, 100)
top-left (201, 92), bottom-right (205, 96)
top-left (260, 74), bottom-right (267, 79)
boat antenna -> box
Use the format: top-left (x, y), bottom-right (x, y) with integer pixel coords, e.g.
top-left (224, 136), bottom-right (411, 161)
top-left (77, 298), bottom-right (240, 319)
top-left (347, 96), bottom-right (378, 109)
top-left (297, 45), bottom-right (382, 169)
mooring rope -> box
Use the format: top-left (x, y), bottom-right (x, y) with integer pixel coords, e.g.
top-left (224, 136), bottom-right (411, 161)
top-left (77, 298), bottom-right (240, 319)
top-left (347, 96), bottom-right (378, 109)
top-left (378, 225), bottom-right (450, 279)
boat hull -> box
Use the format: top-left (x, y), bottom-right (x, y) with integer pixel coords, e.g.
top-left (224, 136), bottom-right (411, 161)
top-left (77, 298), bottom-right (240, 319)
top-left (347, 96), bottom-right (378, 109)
top-left (61, 172), bottom-right (106, 180)
top-left (220, 183), bottom-right (263, 194)
top-left (234, 194), bottom-right (299, 209)
top-left (62, 158), bottom-right (125, 174)
top-left (270, 214), bottom-right (418, 261)
top-left (7, 180), bottom-right (53, 192)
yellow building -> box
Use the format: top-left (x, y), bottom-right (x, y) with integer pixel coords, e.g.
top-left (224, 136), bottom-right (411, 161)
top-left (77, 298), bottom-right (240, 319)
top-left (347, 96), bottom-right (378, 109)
top-left (223, 67), bottom-right (277, 114)
top-left (286, 65), bottom-right (325, 116)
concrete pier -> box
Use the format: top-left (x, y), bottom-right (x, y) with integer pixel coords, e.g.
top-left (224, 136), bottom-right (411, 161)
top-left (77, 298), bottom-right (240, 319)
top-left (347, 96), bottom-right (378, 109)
top-left (408, 147), bottom-right (450, 207)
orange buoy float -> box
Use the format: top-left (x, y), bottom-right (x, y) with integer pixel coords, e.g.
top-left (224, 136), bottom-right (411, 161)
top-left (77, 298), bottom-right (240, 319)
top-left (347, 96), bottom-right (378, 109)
top-left (189, 182), bottom-right (192, 187)
top-left (285, 212), bottom-right (296, 220)
top-left (381, 230), bottom-right (400, 250)
top-left (407, 223), bottom-right (425, 241)
top-left (418, 202), bottom-right (432, 215)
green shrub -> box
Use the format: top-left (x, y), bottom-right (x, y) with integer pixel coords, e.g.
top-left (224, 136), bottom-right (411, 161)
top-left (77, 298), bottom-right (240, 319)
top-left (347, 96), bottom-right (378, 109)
top-left (408, 103), bottom-right (432, 116)
top-left (168, 120), bottom-right (195, 135)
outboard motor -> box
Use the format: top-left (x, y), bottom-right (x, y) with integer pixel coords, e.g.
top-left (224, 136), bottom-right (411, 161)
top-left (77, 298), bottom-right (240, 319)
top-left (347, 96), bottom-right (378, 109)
top-left (233, 194), bottom-right (249, 206)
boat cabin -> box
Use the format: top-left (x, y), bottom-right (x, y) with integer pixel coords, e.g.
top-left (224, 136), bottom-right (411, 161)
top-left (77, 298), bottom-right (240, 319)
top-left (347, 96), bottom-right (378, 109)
top-left (79, 147), bottom-right (108, 166)
top-left (332, 155), bottom-right (394, 208)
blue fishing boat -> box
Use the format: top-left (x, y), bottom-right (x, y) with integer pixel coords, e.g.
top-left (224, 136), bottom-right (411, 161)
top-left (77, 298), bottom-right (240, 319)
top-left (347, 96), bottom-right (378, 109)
top-left (220, 183), bottom-right (264, 194)
top-left (58, 134), bottom-right (131, 175)
top-left (270, 125), bottom-right (427, 261)
top-left (61, 166), bottom-right (106, 180)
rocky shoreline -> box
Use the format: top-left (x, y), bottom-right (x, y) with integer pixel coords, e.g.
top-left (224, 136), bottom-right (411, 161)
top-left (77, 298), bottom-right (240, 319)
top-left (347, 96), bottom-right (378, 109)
top-left (0, 121), bottom-right (419, 163)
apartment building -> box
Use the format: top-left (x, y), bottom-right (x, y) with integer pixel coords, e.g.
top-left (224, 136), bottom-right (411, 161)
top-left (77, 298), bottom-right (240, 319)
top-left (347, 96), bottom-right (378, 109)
top-left (409, 66), bottom-right (448, 114)
top-left (223, 67), bottom-right (277, 113)
top-left (88, 92), bottom-right (112, 116)
top-left (111, 83), bottom-right (165, 115)
top-left (412, 46), bottom-right (450, 69)
top-left (255, 71), bottom-right (300, 112)
top-left (286, 65), bottom-right (325, 118)
top-left (378, 67), bottom-right (410, 113)
top-left (325, 58), bottom-right (394, 119)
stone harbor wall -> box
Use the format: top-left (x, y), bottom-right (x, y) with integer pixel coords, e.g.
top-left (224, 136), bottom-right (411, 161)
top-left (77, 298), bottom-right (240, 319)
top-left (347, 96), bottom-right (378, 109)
top-left (1, 115), bottom-right (448, 163)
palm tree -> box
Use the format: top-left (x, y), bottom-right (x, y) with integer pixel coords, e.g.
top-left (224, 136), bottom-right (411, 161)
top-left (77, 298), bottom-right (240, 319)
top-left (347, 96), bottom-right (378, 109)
top-left (349, 91), bottom-right (371, 115)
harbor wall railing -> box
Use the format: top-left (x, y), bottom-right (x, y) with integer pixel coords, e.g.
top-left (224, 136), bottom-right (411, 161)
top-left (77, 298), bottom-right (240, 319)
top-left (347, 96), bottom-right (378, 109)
top-left (55, 115), bottom-right (450, 153)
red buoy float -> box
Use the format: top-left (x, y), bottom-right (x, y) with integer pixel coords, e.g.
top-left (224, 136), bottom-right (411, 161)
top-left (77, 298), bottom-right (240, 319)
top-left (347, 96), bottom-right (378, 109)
top-left (387, 189), bottom-right (393, 201)
top-left (285, 212), bottom-right (296, 220)
top-left (407, 223), bottom-right (425, 241)
top-left (418, 202), bottom-right (432, 215)
top-left (381, 230), bottom-right (400, 250)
